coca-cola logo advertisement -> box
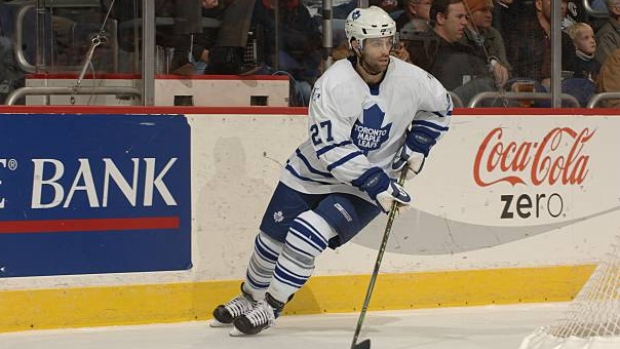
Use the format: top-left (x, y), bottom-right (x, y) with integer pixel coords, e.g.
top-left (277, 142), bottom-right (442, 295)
top-left (354, 122), bottom-right (614, 255)
top-left (473, 127), bottom-right (594, 219)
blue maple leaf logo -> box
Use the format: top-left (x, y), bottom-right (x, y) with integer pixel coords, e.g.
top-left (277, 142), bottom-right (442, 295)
top-left (351, 104), bottom-right (392, 154)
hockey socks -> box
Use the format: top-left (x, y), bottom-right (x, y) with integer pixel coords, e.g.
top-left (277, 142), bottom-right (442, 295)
top-left (245, 232), bottom-right (284, 299)
top-left (227, 210), bottom-right (338, 336)
top-left (267, 210), bottom-right (337, 304)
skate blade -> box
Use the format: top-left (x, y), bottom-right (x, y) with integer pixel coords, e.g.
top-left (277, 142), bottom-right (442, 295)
top-left (209, 319), bottom-right (232, 328)
top-left (229, 325), bottom-right (273, 337)
top-left (228, 327), bottom-right (246, 337)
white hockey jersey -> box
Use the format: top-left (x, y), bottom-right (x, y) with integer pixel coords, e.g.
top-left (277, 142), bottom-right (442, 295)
top-left (280, 56), bottom-right (452, 203)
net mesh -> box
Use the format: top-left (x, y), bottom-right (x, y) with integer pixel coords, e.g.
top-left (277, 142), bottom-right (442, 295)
top-left (547, 235), bottom-right (620, 338)
top-left (519, 235), bottom-right (620, 349)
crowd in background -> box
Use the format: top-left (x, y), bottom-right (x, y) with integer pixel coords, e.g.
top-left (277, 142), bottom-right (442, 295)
top-left (0, 0), bottom-right (619, 107)
top-left (384, 0), bottom-right (620, 107)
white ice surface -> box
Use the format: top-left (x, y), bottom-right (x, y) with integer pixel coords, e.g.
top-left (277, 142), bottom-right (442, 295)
top-left (0, 303), bottom-right (569, 349)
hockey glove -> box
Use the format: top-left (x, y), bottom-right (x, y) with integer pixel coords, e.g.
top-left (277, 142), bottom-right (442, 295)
top-left (392, 126), bottom-right (437, 179)
top-left (392, 146), bottom-right (425, 180)
top-left (353, 167), bottom-right (412, 213)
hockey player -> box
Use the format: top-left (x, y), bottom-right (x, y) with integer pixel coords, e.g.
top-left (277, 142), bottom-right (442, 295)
top-left (211, 5), bottom-right (452, 336)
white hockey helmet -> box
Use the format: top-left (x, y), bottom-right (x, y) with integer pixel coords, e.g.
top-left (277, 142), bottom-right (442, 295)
top-left (345, 6), bottom-right (397, 50)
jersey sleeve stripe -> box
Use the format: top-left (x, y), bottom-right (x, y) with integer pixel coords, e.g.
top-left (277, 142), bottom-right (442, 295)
top-left (326, 151), bottom-right (364, 172)
top-left (432, 111), bottom-right (451, 118)
top-left (295, 149), bottom-right (334, 178)
top-left (413, 119), bottom-right (450, 131)
top-left (316, 140), bottom-right (353, 157)
top-left (285, 164), bottom-right (337, 185)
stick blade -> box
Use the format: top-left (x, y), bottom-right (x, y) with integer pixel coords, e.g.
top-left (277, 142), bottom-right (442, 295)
top-left (352, 339), bottom-right (371, 349)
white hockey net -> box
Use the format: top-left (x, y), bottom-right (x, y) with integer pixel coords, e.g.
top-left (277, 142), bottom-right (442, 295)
top-left (519, 235), bottom-right (620, 349)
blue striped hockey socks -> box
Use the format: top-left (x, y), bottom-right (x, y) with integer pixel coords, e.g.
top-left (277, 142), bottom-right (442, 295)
top-left (267, 210), bottom-right (337, 303)
top-left (244, 232), bottom-right (284, 300)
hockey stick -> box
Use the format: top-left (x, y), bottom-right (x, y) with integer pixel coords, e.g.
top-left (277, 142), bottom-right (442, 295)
top-left (350, 169), bottom-right (408, 349)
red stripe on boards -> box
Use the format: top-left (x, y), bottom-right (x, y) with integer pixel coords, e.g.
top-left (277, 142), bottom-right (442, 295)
top-left (0, 217), bottom-right (180, 234)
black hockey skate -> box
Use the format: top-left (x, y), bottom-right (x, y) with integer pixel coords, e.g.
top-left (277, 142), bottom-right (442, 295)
top-left (231, 292), bottom-right (285, 335)
top-left (211, 283), bottom-right (256, 327)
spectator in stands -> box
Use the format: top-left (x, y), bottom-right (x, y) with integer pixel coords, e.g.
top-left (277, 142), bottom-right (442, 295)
top-left (592, 0), bottom-right (607, 11)
top-left (334, 0), bottom-right (401, 19)
top-left (492, 0), bottom-right (511, 39)
top-left (421, 0), bottom-right (497, 105)
top-left (392, 39), bottom-right (413, 61)
top-left (506, 0), bottom-right (576, 90)
top-left (492, 0), bottom-right (534, 43)
top-left (205, 0), bottom-right (260, 75)
top-left (109, 0), bottom-right (258, 75)
top-left (562, 0), bottom-right (586, 31)
top-left (597, 48), bottom-right (620, 107)
top-left (0, 0), bottom-right (24, 104)
top-left (566, 22), bottom-right (600, 81)
top-left (109, 0), bottom-right (206, 72)
top-left (250, 0), bottom-right (323, 105)
top-left (395, 0), bottom-right (433, 32)
top-left (166, 0), bottom-right (223, 75)
top-left (396, 0), bottom-right (437, 70)
top-left (379, 0), bottom-right (401, 14)
top-left (595, 0), bottom-right (620, 65)
top-left (561, 22), bottom-right (599, 107)
top-left (461, 0), bottom-right (511, 89)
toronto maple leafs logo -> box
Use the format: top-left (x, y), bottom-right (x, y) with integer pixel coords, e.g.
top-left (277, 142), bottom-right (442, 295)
top-left (352, 10), bottom-right (361, 20)
top-left (351, 104), bottom-right (392, 154)
top-left (273, 211), bottom-right (284, 223)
